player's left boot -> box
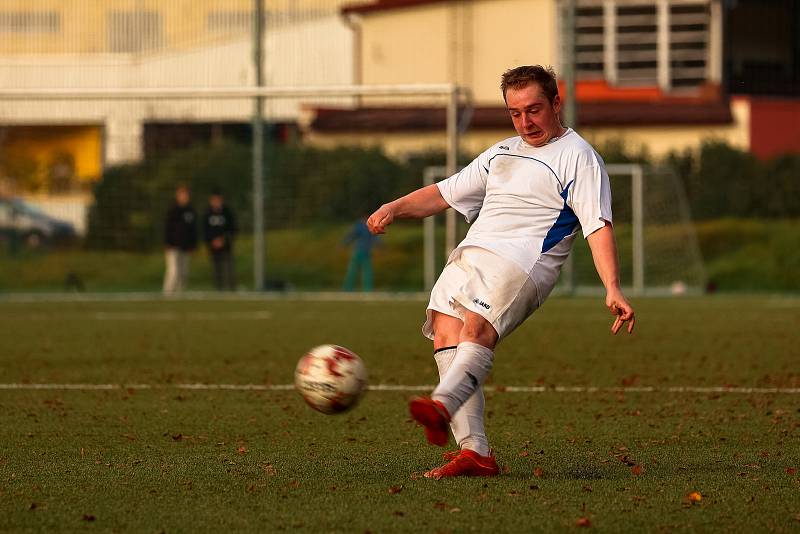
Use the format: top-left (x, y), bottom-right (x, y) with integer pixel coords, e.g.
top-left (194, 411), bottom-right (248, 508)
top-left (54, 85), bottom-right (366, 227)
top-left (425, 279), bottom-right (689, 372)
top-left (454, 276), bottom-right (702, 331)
top-left (424, 449), bottom-right (500, 479)
top-left (409, 397), bottom-right (450, 446)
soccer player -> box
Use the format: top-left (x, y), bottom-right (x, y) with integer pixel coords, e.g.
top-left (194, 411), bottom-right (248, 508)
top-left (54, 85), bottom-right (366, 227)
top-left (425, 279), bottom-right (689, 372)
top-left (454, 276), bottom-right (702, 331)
top-left (366, 65), bottom-right (635, 479)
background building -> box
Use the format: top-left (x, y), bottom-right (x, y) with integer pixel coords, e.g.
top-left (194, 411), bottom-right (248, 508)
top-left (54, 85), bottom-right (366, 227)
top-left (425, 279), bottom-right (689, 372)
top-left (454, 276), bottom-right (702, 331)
top-left (305, 0), bottom-right (799, 159)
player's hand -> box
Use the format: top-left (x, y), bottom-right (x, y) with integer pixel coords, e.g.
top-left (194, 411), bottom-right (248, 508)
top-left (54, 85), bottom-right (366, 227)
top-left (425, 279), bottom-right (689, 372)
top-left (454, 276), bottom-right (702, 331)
top-left (367, 204), bottom-right (395, 235)
top-left (606, 290), bottom-right (635, 334)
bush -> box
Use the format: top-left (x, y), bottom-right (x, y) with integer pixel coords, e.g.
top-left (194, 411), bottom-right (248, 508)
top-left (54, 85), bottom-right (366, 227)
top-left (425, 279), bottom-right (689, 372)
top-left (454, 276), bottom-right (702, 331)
top-left (86, 142), bottom-right (422, 251)
top-left (600, 140), bottom-right (800, 220)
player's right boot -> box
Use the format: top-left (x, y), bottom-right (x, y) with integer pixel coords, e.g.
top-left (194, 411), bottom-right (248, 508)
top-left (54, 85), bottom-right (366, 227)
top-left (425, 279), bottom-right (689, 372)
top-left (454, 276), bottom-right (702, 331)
top-left (409, 397), bottom-right (450, 446)
top-left (424, 449), bottom-right (500, 479)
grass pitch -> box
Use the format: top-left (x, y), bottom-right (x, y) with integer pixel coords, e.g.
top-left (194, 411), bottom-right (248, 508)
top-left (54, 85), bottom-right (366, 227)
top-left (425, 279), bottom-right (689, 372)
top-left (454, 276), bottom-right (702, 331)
top-left (0, 296), bottom-right (798, 532)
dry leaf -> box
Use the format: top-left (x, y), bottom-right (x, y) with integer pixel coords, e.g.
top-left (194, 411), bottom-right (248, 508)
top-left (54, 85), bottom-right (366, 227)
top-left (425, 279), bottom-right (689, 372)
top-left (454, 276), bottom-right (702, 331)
top-left (533, 467), bottom-right (543, 478)
top-left (785, 467), bottom-right (797, 475)
top-left (81, 514), bottom-right (96, 522)
top-left (237, 446), bottom-right (248, 455)
top-left (576, 517), bottom-right (592, 527)
top-left (631, 464), bottom-right (644, 476)
top-left (388, 485), bottom-right (403, 495)
top-left (688, 491), bottom-right (702, 503)
top-left (261, 463), bottom-right (276, 476)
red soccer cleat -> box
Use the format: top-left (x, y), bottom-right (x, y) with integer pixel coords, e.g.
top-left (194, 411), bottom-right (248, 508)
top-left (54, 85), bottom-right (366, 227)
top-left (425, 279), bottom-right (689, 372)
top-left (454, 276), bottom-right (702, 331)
top-left (424, 449), bottom-right (500, 479)
top-left (409, 397), bottom-right (450, 446)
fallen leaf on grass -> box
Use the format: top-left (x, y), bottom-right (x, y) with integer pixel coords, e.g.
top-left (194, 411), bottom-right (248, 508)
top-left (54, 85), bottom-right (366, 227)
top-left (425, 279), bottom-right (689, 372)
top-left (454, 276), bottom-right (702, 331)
top-left (519, 451), bottom-right (530, 457)
top-left (261, 463), bottom-right (276, 476)
top-left (631, 464), bottom-right (644, 476)
top-left (392, 511), bottom-right (404, 517)
top-left (785, 467), bottom-right (797, 475)
top-left (433, 501), bottom-right (447, 510)
top-left (533, 467), bottom-right (543, 478)
top-left (688, 491), bottom-right (703, 503)
top-left (449, 507), bottom-right (461, 513)
top-left (576, 517), bottom-right (592, 527)
top-left (237, 446), bottom-right (248, 455)
top-left (81, 514), bottom-right (96, 522)
top-left (621, 374), bottom-right (639, 386)
top-left (388, 485), bottom-right (403, 495)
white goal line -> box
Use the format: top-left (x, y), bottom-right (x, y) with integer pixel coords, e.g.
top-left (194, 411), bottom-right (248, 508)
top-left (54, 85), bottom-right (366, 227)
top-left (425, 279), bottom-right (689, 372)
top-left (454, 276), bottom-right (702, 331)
top-left (0, 383), bottom-right (798, 394)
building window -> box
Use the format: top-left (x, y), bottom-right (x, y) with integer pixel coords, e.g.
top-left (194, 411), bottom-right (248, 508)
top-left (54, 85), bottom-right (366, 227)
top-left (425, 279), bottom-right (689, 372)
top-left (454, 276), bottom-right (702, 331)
top-left (107, 11), bottom-right (163, 53)
top-left (0, 12), bottom-right (60, 33)
top-left (575, 0), bottom-right (720, 91)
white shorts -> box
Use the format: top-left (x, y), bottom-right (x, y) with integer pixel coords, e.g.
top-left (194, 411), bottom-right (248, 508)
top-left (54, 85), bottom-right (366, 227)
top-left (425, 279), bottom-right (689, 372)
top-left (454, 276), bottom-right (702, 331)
top-left (422, 246), bottom-right (541, 342)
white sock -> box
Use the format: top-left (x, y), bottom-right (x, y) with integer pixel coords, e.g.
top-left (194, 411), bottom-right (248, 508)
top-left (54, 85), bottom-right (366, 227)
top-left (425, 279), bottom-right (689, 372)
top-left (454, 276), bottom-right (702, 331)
top-left (432, 341), bottom-right (494, 431)
top-left (434, 347), bottom-right (490, 456)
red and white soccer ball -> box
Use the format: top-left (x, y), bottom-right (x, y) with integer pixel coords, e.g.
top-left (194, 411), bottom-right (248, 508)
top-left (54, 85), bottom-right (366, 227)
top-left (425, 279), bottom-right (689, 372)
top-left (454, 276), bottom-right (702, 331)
top-left (294, 345), bottom-right (368, 414)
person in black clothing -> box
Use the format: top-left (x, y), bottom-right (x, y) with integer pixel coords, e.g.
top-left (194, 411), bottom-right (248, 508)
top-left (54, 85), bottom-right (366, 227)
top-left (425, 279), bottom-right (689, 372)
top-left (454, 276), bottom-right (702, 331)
top-left (163, 184), bottom-right (197, 294)
top-left (203, 188), bottom-right (237, 291)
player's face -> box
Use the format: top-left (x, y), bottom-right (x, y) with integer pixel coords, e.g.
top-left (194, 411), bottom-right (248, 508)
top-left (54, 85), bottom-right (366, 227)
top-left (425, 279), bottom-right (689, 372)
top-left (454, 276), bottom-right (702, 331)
top-left (505, 83), bottom-right (563, 147)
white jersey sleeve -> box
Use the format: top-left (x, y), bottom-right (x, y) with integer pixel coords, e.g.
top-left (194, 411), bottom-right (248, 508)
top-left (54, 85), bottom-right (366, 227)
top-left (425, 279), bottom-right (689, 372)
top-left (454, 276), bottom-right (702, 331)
top-left (436, 147), bottom-right (491, 223)
top-left (566, 152), bottom-right (613, 238)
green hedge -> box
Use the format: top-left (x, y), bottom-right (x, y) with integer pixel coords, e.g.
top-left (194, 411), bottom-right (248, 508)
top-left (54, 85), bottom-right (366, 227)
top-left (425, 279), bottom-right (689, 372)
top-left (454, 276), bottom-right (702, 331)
top-left (87, 138), bottom-right (800, 252)
top-left (86, 143), bottom-right (439, 251)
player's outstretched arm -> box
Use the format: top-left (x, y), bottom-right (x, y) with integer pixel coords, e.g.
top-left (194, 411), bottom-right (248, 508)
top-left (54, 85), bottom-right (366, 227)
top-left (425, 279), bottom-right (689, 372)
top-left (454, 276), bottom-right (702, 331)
top-left (367, 184), bottom-right (450, 235)
top-left (586, 221), bottom-right (635, 334)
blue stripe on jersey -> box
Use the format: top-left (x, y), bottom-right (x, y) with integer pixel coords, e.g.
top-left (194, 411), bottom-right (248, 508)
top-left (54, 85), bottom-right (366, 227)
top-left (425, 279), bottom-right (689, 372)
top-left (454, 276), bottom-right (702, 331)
top-left (542, 180), bottom-right (578, 253)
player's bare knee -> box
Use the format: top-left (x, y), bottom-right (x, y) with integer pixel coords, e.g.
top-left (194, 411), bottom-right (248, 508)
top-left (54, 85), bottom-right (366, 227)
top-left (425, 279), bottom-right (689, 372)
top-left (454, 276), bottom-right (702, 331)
top-left (432, 311), bottom-right (462, 350)
top-left (460, 313), bottom-right (498, 348)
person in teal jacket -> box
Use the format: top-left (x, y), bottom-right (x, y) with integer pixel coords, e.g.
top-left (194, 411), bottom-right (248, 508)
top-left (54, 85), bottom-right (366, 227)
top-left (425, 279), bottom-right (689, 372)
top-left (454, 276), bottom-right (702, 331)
top-left (342, 218), bottom-right (380, 291)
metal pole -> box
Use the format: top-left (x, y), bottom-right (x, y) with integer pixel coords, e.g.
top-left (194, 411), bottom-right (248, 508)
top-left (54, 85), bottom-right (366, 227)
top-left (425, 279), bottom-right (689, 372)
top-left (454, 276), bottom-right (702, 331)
top-left (252, 0), bottom-right (265, 291)
top-left (423, 168), bottom-right (437, 291)
top-left (561, 0), bottom-right (577, 295)
top-left (445, 86), bottom-right (459, 258)
top-left (631, 164), bottom-right (645, 296)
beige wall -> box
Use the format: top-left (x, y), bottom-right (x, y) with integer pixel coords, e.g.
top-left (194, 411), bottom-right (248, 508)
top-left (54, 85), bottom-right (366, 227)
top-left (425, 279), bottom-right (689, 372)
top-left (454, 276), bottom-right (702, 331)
top-left (357, 0), bottom-right (559, 106)
top-left (0, 0), bottom-right (365, 55)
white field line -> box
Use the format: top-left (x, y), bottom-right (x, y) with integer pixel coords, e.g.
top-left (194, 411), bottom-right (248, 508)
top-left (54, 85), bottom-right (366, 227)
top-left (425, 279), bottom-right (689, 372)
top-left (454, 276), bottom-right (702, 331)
top-left (0, 383), bottom-right (798, 394)
top-left (15, 311), bottom-right (273, 321)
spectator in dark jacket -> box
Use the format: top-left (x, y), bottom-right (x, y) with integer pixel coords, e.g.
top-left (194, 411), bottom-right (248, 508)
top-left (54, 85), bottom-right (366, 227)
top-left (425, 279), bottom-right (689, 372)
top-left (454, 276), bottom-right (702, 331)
top-left (163, 184), bottom-right (197, 294)
top-left (203, 188), bottom-right (237, 291)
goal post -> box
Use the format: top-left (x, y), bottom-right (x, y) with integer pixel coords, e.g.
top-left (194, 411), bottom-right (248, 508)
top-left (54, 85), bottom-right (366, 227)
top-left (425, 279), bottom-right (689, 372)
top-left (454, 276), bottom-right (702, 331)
top-left (423, 162), bottom-right (707, 296)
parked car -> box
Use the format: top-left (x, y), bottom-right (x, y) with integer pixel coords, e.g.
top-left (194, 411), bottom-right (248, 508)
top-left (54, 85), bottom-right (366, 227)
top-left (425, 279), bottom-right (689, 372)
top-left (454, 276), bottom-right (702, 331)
top-left (0, 197), bottom-right (77, 248)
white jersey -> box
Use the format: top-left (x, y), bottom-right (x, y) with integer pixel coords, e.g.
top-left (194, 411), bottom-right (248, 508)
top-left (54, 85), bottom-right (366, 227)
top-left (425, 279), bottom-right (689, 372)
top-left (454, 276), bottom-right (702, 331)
top-left (437, 128), bottom-right (612, 294)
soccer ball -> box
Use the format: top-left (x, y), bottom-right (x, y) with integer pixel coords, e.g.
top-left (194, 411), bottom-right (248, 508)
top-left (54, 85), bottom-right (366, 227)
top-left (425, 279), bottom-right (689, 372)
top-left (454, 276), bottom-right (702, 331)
top-left (294, 345), bottom-right (368, 414)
